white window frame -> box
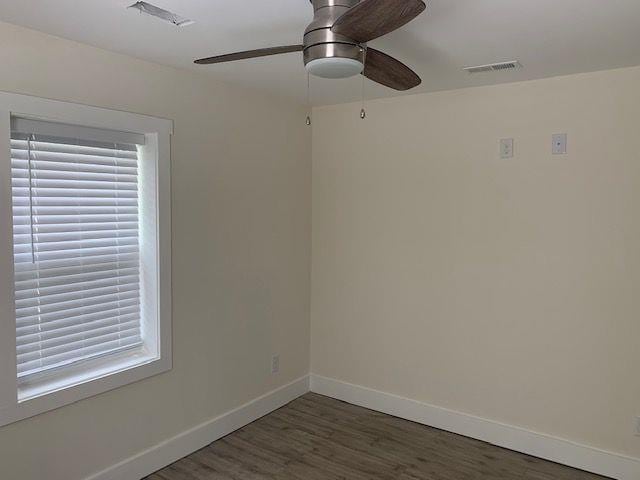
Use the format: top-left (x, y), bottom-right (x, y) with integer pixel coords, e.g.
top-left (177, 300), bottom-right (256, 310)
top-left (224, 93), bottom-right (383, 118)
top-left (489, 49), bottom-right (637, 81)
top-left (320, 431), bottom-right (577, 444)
top-left (0, 91), bottom-right (172, 427)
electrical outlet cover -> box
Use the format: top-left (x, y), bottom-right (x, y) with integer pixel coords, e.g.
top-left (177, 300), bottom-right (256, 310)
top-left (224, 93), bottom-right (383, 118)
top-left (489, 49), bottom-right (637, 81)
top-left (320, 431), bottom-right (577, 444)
top-left (552, 133), bottom-right (567, 155)
top-left (500, 138), bottom-right (514, 159)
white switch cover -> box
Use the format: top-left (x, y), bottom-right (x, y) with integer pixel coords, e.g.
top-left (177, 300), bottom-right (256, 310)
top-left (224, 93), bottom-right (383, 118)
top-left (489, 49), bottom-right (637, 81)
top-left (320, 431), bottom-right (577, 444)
top-left (500, 138), bottom-right (514, 159)
top-left (552, 133), bottom-right (567, 155)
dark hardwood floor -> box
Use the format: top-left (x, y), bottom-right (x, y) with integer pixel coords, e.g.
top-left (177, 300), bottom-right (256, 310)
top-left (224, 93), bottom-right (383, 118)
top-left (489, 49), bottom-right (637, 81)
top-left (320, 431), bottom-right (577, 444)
top-left (146, 393), bottom-right (608, 480)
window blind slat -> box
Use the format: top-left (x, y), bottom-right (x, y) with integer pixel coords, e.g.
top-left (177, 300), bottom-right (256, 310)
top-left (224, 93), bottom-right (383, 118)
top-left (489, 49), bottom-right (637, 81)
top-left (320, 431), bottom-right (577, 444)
top-left (17, 298), bottom-right (140, 329)
top-left (12, 169), bottom-right (139, 184)
top-left (13, 212), bottom-right (138, 225)
top-left (14, 233), bottom-right (139, 245)
top-left (14, 260), bottom-right (139, 282)
top-left (13, 188), bottom-right (139, 199)
top-left (12, 148), bottom-right (138, 161)
top-left (17, 308), bottom-right (140, 339)
top-left (13, 209), bottom-right (138, 218)
top-left (17, 320), bottom-right (141, 354)
top-left (11, 178), bottom-right (139, 190)
top-left (13, 235), bottom-right (138, 254)
top-left (12, 162), bottom-right (138, 177)
top-left (15, 278), bottom-right (140, 309)
top-left (15, 266), bottom-right (138, 289)
top-left (13, 245), bottom-right (139, 264)
top-left (16, 288), bottom-right (140, 319)
top-left (11, 139), bottom-right (138, 158)
top-left (17, 318), bottom-right (141, 352)
top-left (11, 124), bottom-right (143, 379)
top-left (12, 197), bottom-right (139, 208)
top-left (13, 231), bottom-right (139, 247)
top-left (14, 253), bottom-right (140, 273)
top-left (15, 271), bottom-right (139, 297)
top-left (12, 223), bottom-right (139, 236)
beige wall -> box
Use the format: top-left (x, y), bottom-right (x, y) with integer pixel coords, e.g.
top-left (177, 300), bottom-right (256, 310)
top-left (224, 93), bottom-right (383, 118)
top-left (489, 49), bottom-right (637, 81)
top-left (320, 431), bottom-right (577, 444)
top-left (311, 66), bottom-right (640, 459)
top-left (0, 21), bottom-right (310, 480)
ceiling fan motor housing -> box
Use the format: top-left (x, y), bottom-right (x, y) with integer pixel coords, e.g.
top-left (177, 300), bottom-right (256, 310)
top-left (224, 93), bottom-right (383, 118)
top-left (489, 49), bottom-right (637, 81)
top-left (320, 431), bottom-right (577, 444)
top-left (304, 0), bottom-right (365, 78)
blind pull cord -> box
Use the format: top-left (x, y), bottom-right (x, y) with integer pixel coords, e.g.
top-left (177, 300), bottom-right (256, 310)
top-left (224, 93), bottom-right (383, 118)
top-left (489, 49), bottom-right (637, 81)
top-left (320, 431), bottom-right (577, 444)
top-left (27, 133), bottom-right (36, 264)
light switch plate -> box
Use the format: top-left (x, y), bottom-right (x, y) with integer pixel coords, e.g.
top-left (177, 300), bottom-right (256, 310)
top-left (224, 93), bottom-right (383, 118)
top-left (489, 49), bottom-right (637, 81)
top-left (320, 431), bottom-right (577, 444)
top-left (500, 138), bottom-right (514, 159)
top-left (552, 133), bottom-right (567, 155)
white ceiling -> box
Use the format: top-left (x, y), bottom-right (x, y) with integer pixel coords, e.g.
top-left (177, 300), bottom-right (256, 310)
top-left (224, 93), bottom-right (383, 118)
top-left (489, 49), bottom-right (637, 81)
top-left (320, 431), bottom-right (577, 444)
top-left (1, 0), bottom-right (640, 106)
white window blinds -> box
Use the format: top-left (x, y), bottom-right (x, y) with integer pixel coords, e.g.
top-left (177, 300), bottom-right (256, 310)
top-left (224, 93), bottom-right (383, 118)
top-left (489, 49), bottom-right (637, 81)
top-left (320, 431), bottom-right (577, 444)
top-left (11, 118), bottom-right (146, 379)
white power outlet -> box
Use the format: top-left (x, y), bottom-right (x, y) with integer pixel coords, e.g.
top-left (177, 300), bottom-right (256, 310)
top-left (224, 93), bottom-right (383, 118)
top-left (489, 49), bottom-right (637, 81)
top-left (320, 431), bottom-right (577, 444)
top-left (634, 416), bottom-right (640, 436)
top-left (271, 355), bottom-right (280, 374)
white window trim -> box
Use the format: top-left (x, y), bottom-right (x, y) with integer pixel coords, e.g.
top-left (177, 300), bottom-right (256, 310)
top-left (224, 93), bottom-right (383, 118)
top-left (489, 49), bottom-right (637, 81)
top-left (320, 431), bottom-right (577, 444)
top-left (0, 91), bottom-right (173, 427)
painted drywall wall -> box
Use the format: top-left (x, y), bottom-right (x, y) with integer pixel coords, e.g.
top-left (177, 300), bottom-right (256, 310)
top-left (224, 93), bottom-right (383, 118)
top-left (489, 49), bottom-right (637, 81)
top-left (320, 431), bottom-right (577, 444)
top-left (0, 21), bottom-right (311, 480)
top-left (311, 66), bottom-right (640, 459)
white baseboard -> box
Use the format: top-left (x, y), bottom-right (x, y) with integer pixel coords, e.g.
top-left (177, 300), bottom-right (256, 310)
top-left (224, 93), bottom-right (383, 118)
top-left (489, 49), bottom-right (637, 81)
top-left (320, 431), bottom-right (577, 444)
top-left (310, 374), bottom-right (640, 480)
top-left (86, 375), bottom-right (310, 480)
top-left (84, 373), bottom-right (639, 480)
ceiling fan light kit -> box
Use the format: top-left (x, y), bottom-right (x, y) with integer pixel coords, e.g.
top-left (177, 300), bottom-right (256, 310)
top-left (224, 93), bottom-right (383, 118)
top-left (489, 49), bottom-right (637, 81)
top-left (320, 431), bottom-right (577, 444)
top-left (303, 0), bottom-right (364, 79)
top-left (195, 0), bottom-right (426, 91)
top-left (305, 56), bottom-right (364, 79)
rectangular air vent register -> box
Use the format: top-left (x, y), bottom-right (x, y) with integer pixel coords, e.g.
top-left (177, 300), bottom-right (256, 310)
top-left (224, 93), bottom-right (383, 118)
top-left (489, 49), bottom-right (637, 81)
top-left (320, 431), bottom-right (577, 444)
top-left (464, 61), bottom-right (522, 74)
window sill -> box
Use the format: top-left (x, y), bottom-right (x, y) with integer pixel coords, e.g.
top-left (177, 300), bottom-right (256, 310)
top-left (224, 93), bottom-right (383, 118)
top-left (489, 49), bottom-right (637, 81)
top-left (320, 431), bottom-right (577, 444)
top-left (0, 347), bottom-right (171, 428)
top-left (19, 347), bottom-right (157, 402)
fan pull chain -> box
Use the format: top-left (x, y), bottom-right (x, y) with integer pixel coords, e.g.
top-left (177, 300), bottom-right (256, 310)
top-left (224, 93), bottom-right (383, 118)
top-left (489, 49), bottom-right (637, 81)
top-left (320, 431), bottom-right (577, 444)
top-left (306, 73), bottom-right (312, 126)
top-left (360, 74), bottom-right (366, 120)
top-left (360, 47), bottom-right (367, 120)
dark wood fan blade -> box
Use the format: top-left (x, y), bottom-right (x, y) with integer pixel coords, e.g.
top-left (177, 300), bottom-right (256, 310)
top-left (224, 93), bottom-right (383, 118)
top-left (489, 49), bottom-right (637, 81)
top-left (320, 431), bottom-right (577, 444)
top-left (363, 48), bottom-right (421, 91)
top-left (195, 45), bottom-right (304, 65)
top-left (332, 0), bottom-right (426, 43)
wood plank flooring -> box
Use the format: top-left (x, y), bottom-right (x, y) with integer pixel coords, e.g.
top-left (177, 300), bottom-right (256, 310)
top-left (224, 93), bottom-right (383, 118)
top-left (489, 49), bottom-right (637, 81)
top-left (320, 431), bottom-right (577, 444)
top-left (146, 393), bottom-right (608, 480)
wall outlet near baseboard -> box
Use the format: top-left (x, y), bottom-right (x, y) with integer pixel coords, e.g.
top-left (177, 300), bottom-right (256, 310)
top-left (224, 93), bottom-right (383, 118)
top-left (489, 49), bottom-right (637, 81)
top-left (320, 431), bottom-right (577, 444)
top-left (271, 355), bottom-right (280, 374)
top-left (634, 416), bottom-right (640, 436)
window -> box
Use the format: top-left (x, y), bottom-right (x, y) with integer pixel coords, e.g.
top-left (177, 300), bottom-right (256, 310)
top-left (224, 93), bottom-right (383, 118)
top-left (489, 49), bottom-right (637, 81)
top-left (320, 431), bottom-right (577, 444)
top-left (12, 119), bottom-right (145, 379)
top-left (0, 92), bottom-right (172, 426)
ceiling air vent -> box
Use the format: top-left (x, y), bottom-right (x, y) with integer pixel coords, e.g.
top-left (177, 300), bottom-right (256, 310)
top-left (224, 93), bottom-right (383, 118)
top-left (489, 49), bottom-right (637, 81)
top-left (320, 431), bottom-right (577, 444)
top-left (464, 61), bottom-right (522, 74)
top-left (128, 1), bottom-right (194, 27)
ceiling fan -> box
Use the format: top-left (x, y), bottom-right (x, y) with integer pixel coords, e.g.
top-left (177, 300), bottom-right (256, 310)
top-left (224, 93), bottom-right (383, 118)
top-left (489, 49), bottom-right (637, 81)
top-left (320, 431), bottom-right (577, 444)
top-left (194, 0), bottom-right (426, 91)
